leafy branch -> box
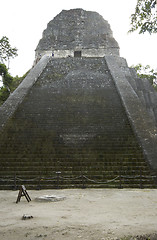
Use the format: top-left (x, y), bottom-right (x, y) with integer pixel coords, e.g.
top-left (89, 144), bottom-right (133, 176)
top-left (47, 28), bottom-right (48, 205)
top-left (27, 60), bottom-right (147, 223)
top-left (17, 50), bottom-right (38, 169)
top-left (129, 0), bottom-right (157, 34)
top-left (131, 63), bottom-right (157, 86)
top-left (0, 36), bottom-right (18, 68)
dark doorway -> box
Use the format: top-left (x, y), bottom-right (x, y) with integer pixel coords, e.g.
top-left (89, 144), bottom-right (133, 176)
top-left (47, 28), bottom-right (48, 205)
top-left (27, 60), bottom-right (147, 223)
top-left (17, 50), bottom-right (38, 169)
top-left (74, 51), bottom-right (82, 57)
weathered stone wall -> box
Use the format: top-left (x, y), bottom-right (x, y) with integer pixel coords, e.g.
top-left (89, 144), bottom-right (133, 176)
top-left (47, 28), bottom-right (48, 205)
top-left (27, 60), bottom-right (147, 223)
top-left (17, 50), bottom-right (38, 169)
top-left (0, 55), bottom-right (50, 132)
top-left (37, 47), bottom-right (119, 59)
top-left (105, 55), bottom-right (157, 170)
top-left (0, 57), bottom-right (146, 167)
top-left (35, 9), bottom-right (119, 60)
top-left (0, 56), bottom-right (156, 189)
top-left (127, 68), bottom-right (157, 127)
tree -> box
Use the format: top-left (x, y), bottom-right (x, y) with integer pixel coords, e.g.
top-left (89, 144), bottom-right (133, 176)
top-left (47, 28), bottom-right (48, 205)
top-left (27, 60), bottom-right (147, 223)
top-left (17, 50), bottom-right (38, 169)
top-left (132, 63), bottom-right (157, 86)
top-left (0, 86), bottom-right (10, 105)
top-left (0, 63), bottom-right (7, 76)
top-left (0, 63), bottom-right (8, 88)
top-left (0, 63), bottom-right (13, 91)
top-left (0, 36), bottom-right (18, 68)
top-left (129, 0), bottom-right (157, 34)
top-left (0, 66), bottom-right (30, 106)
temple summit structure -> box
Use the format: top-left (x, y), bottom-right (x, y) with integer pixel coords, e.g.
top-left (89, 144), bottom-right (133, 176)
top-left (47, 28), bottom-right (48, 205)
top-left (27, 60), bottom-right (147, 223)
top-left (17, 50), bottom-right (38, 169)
top-left (0, 9), bottom-right (157, 189)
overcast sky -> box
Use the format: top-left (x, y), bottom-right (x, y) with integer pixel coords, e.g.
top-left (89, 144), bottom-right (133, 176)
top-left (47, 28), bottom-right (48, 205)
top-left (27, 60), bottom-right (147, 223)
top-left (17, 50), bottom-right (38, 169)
top-left (0, 0), bottom-right (157, 77)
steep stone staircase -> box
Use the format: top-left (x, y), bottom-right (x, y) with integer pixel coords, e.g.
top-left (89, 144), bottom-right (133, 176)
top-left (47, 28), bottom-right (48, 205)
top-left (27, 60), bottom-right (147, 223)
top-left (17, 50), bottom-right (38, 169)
top-left (0, 58), bottom-right (156, 189)
top-left (127, 68), bottom-right (157, 128)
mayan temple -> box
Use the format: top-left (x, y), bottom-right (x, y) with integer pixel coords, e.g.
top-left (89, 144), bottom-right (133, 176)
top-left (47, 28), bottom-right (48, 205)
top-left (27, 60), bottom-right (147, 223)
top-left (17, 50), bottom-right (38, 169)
top-left (0, 9), bottom-right (157, 189)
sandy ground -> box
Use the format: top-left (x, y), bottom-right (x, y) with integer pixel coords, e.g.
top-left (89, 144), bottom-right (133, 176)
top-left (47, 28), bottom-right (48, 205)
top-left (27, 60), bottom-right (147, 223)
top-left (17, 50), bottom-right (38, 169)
top-left (0, 189), bottom-right (157, 240)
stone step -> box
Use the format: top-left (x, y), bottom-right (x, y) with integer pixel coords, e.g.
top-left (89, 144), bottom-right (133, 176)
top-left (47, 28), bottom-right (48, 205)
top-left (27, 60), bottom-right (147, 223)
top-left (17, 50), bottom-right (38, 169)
top-left (0, 166), bottom-right (150, 174)
top-left (0, 159), bottom-right (148, 165)
top-left (0, 173), bottom-right (154, 182)
top-left (0, 159), bottom-right (148, 164)
top-left (0, 156), bottom-right (147, 162)
top-left (0, 178), bottom-right (155, 191)
top-left (0, 183), bottom-right (156, 191)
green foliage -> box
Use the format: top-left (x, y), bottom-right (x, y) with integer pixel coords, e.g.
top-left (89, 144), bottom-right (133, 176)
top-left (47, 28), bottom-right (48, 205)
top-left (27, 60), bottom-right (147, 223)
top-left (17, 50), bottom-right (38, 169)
top-left (0, 36), bottom-right (25, 105)
top-left (0, 63), bottom-right (13, 91)
top-left (132, 63), bottom-right (157, 86)
top-left (0, 86), bottom-right (10, 105)
top-left (10, 70), bottom-right (30, 92)
top-left (0, 63), bottom-right (30, 106)
top-left (3, 73), bottom-right (13, 90)
top-left (129, 0), bottom-right (157, 34)
top-left (0, 63), bottom-right (7, 76)
top-left (0, 36), bottom-right (18, 68)
top-left (154, 82), bottom-right (157, 89)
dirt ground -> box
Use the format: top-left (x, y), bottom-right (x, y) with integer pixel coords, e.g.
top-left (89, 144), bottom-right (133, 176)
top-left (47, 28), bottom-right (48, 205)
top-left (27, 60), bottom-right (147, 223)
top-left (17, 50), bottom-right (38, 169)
top-left (0, 189), bottom-right (157, 240)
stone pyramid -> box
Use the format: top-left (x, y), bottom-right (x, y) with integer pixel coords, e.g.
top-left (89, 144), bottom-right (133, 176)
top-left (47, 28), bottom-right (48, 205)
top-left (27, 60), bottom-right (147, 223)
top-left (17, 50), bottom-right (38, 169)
top-left (0, 9), bottom-right (157, 189)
